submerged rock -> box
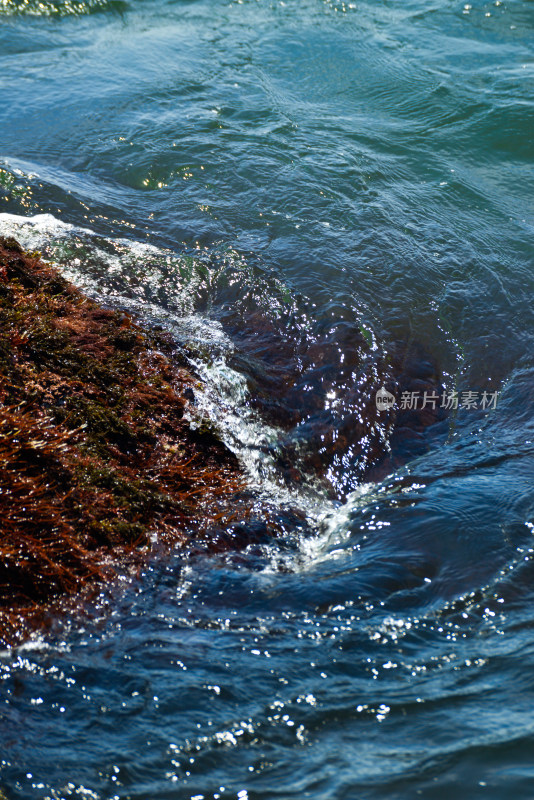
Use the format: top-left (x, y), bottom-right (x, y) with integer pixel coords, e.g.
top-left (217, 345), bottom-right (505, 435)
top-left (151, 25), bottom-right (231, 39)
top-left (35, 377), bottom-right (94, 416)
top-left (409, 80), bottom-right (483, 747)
top-left (220, 299), bottom-right (448, 497)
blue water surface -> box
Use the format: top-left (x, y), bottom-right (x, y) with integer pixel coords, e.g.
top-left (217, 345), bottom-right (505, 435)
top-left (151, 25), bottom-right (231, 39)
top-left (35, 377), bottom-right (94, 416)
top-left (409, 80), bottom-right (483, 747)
top-left (1, 0), bottom-right (534, 798)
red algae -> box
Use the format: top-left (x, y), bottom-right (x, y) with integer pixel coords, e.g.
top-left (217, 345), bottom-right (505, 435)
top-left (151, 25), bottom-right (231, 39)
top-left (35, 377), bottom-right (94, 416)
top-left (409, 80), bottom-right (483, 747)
top-left (0, 236), bottom-right (244, 644)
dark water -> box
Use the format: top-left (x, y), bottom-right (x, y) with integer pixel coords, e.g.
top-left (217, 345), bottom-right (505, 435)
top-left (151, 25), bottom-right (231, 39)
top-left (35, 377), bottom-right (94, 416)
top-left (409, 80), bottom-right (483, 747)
top-left (1, 0), bottom-right (534, 797)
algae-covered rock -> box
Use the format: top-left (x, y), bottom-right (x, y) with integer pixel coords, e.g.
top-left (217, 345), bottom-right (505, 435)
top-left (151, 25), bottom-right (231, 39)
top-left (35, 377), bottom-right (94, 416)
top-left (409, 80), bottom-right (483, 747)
top-left (0, 236), bottom-right (243, 643)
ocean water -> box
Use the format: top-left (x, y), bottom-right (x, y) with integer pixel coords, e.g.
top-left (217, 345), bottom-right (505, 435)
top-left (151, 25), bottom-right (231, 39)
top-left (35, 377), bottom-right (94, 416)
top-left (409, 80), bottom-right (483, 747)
top-left (1, 0), bottom-right (534, 798)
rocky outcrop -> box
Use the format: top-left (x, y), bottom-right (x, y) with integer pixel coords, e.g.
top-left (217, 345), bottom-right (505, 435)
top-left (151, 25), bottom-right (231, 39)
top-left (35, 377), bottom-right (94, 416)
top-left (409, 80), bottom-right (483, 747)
top-left (0, 236), bottom-right (243, 643)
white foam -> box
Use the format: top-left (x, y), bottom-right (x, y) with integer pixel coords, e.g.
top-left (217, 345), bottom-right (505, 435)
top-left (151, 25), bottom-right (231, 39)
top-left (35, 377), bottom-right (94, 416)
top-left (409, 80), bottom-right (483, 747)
top-left (0, 211), bottom-right (78, 242)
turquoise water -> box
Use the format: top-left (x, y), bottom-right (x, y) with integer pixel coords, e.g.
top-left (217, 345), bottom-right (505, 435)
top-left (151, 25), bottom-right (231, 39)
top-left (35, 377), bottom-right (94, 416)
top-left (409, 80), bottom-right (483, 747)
top-left (1, 0), bottom-right (534, 797)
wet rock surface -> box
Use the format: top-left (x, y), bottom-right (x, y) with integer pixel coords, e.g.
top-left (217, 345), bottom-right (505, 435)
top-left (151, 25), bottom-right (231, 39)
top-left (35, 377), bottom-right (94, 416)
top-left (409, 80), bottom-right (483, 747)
top-left (0, 237), bottom-right (243, 642)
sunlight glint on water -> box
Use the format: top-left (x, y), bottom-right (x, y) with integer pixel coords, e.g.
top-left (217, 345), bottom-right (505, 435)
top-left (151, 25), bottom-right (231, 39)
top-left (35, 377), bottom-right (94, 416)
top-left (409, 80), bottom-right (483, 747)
top-left (1, 0), bottom-right (534, 798)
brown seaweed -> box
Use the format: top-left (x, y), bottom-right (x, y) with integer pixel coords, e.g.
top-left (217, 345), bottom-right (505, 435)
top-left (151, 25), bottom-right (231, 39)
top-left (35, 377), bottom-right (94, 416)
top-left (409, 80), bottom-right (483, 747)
top-left (0, 236), bottom-right (244, 644)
